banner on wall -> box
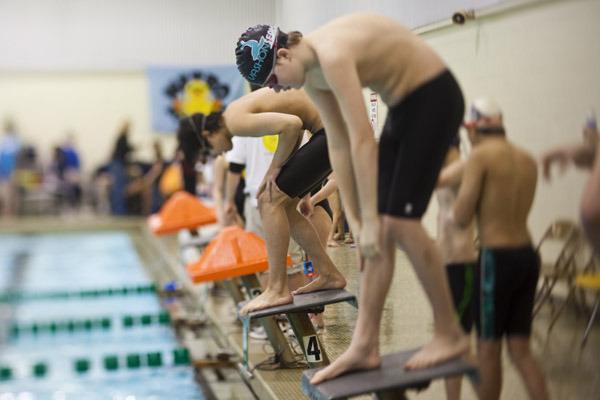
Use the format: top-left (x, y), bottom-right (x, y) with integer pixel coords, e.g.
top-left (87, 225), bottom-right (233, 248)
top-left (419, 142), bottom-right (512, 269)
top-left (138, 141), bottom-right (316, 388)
top-left (146, 65), bottom-right (246, 133)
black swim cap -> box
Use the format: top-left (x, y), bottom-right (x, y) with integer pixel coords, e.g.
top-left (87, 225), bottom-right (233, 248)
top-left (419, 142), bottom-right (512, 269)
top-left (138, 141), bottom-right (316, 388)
top-left (235, 25), bottom-right (279, 86)
top-left (204, 111), bottom-right (224, 134)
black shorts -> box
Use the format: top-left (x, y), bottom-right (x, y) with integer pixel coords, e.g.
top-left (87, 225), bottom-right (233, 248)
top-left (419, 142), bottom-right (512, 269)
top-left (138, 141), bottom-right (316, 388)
top-left (475, 246), bottom-right (540, 340)
top-left (447, 262), bottom-right (476, 333)
top-left (276, 129), bottom-right (331, 199)
top-left (378, 70), bottom-right (464, 218)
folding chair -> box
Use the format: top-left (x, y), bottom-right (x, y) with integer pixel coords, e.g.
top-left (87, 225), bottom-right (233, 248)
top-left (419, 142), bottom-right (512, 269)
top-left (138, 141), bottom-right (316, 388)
top-left (546, 247), bottom-right (596, 333)
top-left (574, 252), bottom-right (600, 348)
top-left (533, 220), bottom-right (581, 317)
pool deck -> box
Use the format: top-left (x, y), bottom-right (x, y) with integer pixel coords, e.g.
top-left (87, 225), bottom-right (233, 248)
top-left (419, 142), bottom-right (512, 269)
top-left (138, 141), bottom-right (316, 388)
top-left (2, 217), bottom-right (599, 400)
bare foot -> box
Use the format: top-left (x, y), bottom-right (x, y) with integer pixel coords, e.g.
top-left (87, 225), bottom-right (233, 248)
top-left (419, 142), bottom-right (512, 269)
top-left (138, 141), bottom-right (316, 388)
top-left (404, 333), bottom-right (470, 370)
top-left (310, 344), bottom-right (380, 384)
top-left (239, 289), bottom-right (293, 316)
top-left (333, 232), bottom-right (344, 241)
top-left (292, 272), bottom-right (346, 295)
top-left (309, 313), bottom-right (325, 329)
top-left (327, 239), bottom-right (341, 247)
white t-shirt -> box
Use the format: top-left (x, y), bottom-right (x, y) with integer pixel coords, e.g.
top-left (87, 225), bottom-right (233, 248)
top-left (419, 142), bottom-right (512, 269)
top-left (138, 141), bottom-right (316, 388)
top-left (226, 135), bottom-right (278, 206)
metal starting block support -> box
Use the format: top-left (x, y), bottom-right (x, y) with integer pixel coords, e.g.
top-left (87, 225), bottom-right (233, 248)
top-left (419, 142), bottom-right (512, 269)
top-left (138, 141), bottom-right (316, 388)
top-left (239, 289), bottom-right (357, 375)
top-left (238, 274), bottom-right (297, 373)
top-left (301, 348), bottom-right (479, 400)
top-left (222, 279), bottom-right (246, 305)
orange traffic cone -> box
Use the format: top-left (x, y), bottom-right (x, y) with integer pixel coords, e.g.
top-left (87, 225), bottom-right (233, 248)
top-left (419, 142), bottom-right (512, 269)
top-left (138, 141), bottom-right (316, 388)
top-left (148, 191), bottom-right (217, 235)
top-left (187, 226), bottom-right (291, 283)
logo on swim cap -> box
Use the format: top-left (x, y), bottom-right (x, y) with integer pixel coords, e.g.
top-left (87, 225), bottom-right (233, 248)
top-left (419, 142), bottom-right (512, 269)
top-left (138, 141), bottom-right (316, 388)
top-left (239, 37), bottom-right (269, 62)
top-left (236, 25), bottom-right (278, 85)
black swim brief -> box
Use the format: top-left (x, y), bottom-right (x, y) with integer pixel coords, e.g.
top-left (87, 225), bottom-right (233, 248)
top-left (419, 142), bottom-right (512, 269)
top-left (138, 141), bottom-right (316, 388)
top-left (378, 70), bottom-right (464, 218)
top-left (447, 262), bottom-right (476, 333)
top-left (276, 129), bottom-right (332, 199)
top-left (475, 246), bottom-right (540, 340)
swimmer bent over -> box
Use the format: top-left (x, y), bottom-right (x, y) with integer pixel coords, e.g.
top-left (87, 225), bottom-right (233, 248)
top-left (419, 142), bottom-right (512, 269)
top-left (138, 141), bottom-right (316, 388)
top-left (235, 14), bottom-right (468, 382)
top-left (189, 87), bottom-right (346, 315)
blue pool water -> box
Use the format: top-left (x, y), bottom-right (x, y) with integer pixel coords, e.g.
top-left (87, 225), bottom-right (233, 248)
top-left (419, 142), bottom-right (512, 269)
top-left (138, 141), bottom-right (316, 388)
top-left (0, 232), bottom-right (203, 400)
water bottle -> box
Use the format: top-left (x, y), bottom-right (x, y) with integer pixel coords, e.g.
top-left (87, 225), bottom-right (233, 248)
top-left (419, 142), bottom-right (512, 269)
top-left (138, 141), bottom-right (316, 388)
top-left (303, 260), bottom-right (316, 278)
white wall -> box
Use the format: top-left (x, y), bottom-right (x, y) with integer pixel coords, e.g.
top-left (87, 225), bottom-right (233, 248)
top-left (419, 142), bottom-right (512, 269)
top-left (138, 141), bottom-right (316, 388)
top-left (419, 0), bottom-right (600, 241)
top-left (275, 0), bottom-right (501, 32)
top-left (0, 71), bottom-right (170, 173)
top-left (0, 0), bottom-right (276, 70)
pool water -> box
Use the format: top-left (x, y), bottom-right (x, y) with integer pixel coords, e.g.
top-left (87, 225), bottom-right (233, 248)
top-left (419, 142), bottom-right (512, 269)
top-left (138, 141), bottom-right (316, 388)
top-left (0, 232), bottom-right (204, 400)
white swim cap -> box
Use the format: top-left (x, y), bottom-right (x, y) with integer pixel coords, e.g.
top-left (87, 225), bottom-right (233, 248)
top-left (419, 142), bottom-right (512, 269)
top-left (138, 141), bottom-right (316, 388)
top-left (467, 97), bottom-right (502, 122)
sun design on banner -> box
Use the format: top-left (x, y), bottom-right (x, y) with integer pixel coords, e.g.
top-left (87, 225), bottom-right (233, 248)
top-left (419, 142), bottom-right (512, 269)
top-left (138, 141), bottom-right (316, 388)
top-left (164, 71), bottom-right (230, 119)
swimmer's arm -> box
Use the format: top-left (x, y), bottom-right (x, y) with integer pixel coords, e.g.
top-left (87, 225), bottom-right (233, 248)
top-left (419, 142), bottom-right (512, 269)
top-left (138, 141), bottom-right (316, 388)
top-left (454, 152), bottom-right (485, 227)
top-left (310, 177), bottom-right (338, 205)
top-left (225, 169), bottom-right (241, 207)
top-left (541, 133), bottom-right (598, 179)
top-left (212, 155), bottom-right (228, 225)
top-left (224, 169), bottom-right (242, 225)
top-left (319, 56), bottom-right (378, 225)
top-left (437, 159), bottom-right (466, 188)
top-left (231, 112), bottom-right (303, 171)
top-left (305, 86), bottom-right (361, 232)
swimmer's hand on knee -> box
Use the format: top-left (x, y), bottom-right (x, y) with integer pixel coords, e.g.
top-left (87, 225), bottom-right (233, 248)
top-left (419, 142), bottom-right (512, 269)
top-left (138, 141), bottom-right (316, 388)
top-left (296, 195), bottom-right (314, 218)
top-left (257, 168), bottom-right (282, 202)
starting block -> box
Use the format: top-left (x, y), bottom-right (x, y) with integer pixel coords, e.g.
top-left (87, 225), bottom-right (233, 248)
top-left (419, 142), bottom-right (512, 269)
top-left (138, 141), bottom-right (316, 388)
top-left (187, 226), bottom-right (299, 369)
top-left (240, 289), bottom-right (357, 374)
top-left (148, 191), bottom-right (217, 235)
top-left (301, 348), bottom-right (479, 400)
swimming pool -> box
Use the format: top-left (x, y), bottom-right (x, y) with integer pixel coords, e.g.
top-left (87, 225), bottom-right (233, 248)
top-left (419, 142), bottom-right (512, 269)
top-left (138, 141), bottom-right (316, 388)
top-left (0, 231), bottom-right (204, 400)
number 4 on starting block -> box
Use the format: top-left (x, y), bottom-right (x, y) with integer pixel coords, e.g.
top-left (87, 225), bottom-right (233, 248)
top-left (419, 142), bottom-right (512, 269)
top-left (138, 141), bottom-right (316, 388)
top-left (303, 335), bottom-right (323, 363)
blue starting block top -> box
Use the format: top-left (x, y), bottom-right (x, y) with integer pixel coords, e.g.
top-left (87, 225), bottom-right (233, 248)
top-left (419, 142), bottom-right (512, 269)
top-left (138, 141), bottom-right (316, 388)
top-left (302, 348), bottom-right (479, 400)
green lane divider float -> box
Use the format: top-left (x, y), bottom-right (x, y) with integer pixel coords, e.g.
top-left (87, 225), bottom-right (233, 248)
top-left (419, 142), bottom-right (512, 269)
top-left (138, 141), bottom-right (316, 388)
top-left (126, 354), bottom-right (142, 369)
top-left (9, 311), bottom-right (171, 338)
top-left (0, 348), bottom-right (190, 381)
top-left (147, 352), bottom-right (163, 368)
top-left (0, 283), bottom-right (157, 303)
top-left (103, 355), bottom-right (119, 371)
top-left (75, 348), bottom-right (188, 374)
top-left (173, 348), bottom-right (191, 365)
top-left (74, 358), bottom-right (90, 374)
top-left (32, 362), bottom-right (48, 378)
top-left (0, 366), bottom-right (12, 381)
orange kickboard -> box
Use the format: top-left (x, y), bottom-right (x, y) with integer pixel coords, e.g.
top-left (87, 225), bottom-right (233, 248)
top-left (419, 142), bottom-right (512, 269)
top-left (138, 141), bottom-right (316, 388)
top-left (148, 191), bottom-right (217, 235)
top-left (187, 226), bottom-right (290, 283)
